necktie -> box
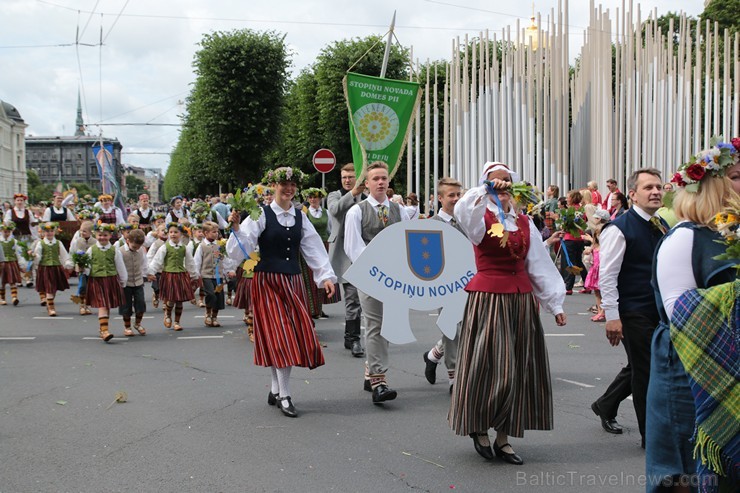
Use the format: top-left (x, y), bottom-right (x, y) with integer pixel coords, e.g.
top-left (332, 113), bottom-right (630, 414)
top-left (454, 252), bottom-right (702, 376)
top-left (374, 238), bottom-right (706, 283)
top-left (450, 217), bottom-right (457, 227)
top-left (377, 204), bottom-right (389, 227)
top-left (649, 216), bottom-right (667, 235)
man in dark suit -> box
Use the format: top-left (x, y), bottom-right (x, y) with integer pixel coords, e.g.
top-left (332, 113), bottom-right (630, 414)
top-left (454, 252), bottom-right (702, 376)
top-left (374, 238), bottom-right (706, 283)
top-left (327, 163), bottom-right (366, 357)
top-left (593, 168), bottom-right (666, 448)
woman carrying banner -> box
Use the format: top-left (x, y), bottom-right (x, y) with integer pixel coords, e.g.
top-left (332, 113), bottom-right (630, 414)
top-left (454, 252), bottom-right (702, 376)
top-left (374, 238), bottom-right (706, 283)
top-left (449, 162), bottom-right (566, 465)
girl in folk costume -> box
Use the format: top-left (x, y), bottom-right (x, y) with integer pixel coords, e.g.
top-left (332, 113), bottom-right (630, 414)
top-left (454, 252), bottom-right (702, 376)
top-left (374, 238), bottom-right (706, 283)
top-left (147, 222), bottom-right (199, 331)
top-left (193, 221), bottom-right (226, 327)
top-left (144, 213), bottom-right (166, 249)
top-left (0, 222), bottom-right (23, 306)
top-left (95, 194), bottom-right (126, 226)
top-left (301, 188), bottom-right (330, 318)
top-left (41, 192), bottom-right (76, 222)
top-left (33, 222), bottom-right (73, 316)
top-left (84, 223), bottom-right (126, 342)
top-left (145, 223), bottom-right (168, 308)
top-left (134, 194), bottom-right (153, 226)
top-left (188, 224), bottom-right (206, 307)
top-left (165, 196), bottom-right (192, 224)
top-left (70, 220), bottom-right (96, 315)
top-left (226, 167), bottom-right (337, 418)
top-left (4, 193), bottom-right (39, 287)
top-left (449, 162), bottom-right (567, 465)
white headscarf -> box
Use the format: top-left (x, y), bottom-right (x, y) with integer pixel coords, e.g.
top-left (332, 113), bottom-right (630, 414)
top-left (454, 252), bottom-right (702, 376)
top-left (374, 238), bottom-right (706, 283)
top-left (478, 161), bottom-right (521, 185)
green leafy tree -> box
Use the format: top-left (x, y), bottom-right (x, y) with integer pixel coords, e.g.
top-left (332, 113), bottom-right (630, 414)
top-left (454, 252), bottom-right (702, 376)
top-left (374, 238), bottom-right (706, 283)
top-left (125, 175), bottom-right (147, 201)
top-left (700, 0), bottom-right (740, 34)
top-left (26, 170), bottom-right (55, 205)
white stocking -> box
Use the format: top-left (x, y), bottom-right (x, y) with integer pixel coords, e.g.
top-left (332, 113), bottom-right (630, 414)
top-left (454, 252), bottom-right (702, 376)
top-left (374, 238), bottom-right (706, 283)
top-left (270, 367), bottom-right (279, 395)
top-left (276, 366), bottom-right (292, 403)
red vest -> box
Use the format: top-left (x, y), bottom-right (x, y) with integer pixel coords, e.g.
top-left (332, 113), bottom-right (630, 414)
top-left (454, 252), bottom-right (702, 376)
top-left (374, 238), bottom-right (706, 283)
top-left (465, 209), bottom-right (533, 294)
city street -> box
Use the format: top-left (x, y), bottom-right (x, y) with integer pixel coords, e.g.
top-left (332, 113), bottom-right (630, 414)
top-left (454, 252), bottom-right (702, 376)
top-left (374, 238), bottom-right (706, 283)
top-left (1, 280), bottom-right (646, 492)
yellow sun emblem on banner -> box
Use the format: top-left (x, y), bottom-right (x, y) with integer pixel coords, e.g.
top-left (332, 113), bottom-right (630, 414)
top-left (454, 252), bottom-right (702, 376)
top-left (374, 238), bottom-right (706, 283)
top-left (353, 103), bottom-right (400, 150)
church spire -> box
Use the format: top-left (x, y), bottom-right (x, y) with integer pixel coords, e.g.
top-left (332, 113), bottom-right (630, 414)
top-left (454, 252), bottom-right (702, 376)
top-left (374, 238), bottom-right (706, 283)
top-left (75, 89), bottom-right (85, 136)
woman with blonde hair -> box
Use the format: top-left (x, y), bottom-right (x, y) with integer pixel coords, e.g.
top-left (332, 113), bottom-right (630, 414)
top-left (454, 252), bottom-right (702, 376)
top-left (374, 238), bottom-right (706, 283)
top-left (647, 138), bottom-right (740, 492)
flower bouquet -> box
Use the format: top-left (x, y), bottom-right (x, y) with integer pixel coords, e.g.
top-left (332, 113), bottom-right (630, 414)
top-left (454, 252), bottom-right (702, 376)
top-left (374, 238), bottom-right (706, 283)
top-left (214, 238), bottom-right (229, 293)
top-left (190, 201), bottom-right (211, 223)
top-left (713, 197), bottom-right (740, 264)
top-left (71, 250), bottom-right (92, 270)
top-left (555, 206), bottom-right (588, 239)
top-left (228, 186), bottom-right (263, 221)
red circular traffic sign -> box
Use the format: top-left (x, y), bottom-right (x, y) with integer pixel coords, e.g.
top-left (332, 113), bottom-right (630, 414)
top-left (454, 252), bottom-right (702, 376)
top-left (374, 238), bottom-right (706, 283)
top-left (312, 148), bottom-right (336, 173)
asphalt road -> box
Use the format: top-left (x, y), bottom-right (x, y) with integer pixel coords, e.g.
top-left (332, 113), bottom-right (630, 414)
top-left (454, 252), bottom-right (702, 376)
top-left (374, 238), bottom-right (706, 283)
top-left (1, 280), bottom-right (647, 493)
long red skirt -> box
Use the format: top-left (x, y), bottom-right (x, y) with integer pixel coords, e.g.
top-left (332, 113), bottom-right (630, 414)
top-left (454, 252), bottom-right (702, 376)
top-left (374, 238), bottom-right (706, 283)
top-left (36, 265), bottom-right (69, 295)
top-left (1, 261), bottom-right (22, 285)
top-left (159, 271), bottom-right (194, 302)
top-left (250, 271), bottom-right (324, 370)
top-left (234, 276), bottom-right (252, 310)
top-left (87, 275), bottom-right (123, 308)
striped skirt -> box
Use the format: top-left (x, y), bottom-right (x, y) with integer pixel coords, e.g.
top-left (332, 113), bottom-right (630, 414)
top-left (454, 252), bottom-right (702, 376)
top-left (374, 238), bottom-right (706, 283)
top-left (36, 265), bottom-right (69, 295)
top-left (87, 275), bottom-right (123, 308)
top-left (1, 261), bottom-right (22, 285)
top-left (299, 255), bottom-right (322, 317)
top-left (448, 291), bottom-right (553, 438)
top-left (233, 276), bottom-right (252, 310)
top-left (159, 271), bottom-right (194, 302)
top-left (250, 271), bottom-right (324, 370)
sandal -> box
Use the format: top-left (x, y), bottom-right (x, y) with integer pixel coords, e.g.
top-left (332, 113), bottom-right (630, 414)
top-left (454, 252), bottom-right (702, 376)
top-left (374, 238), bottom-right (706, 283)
top-left (80, 306), bottom-right (87, 316)
top-left (84, 307), bottom-right (92, 315)
top-left (135, 325), bottom-right (147, 336)
top-left (591, 313), bottom-right (606, 322)
top-left (204, 316), bottom-right (213, 327)
top-left (123, 328), bottom-right (135, 337)
top-left (100, 330), bottom-right (113, 342)
top-left (211, 319), bottom-right (221, 327)
top-left (173, 323), bottom-right (183, 331)
top-left (164, 316), bottom-right (172, 328)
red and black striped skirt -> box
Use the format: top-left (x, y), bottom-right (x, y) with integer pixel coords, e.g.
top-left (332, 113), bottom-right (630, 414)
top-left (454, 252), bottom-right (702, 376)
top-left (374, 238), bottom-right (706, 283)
top-left (86, 275), bottom-right (123, 308)
top-left (36, 265), bottom-right (69, 295)
top-left (159, 271), bottom-right (194, 302)
top-left (250, 271), bottom-right (324, 370)
top-left (0, 261), bottom-right (22, 285)
top-left (233, 276), bottom-right (252, 310)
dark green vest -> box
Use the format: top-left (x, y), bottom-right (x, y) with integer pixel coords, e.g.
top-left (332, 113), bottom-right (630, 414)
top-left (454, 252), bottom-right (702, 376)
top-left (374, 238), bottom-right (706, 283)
top-left (163, 242), bottom-right (186, 273)
top-left (40, 241), bottom-right (61, 267)
top-left (90, 245), bottom-right (118, 277)
top-left (307, 209), bottom-right (329, 242)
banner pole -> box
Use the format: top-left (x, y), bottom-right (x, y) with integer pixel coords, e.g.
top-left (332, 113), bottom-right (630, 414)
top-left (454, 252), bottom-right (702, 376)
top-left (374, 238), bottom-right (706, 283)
top-left (379, 11), bottom-right (396, 78)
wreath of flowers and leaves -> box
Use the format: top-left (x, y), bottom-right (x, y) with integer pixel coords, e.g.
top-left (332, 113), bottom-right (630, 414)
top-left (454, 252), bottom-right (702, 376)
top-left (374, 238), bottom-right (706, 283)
top-left (76, 209), bottom-right (94, 221)
top-left (262, 166), bottom-right (306, 186)
top-left (301, 187), bottom-right (328, 201)
top-left (39, 222), bottom-right (59, 232)
top-left (93, 222), bottom-right (117, 233)
top-left (671, 136), bottom-right (740, 193)
top-left (190, 201), bottom-right (211, 223)
top-left (0, 221), bottom-right (16, 231)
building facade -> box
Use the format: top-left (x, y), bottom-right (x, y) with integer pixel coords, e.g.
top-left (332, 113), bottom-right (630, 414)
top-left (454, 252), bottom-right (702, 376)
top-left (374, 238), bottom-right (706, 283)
top-left (0, 100), bottom-right (28, 203)
top-left (143, 168), bottom-right (163, 203)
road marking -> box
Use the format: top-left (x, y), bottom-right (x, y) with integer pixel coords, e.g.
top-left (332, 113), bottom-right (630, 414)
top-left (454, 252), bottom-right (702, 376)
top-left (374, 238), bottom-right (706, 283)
top-left (545, 333), bottom-right (584, 337)
top-left (33, 316), bottom-right (75, 320)
top-left (0, 337), bottom-right (36, 341)
top-left (82, 337), bottom-right (130, 341)
top-left (193, 315), bottom-right (234, 319)
top-left (555, 377), bottom-right (595, 388)
top-left (177, 335), bottom-right (224, 340)
top-left (113, 316), bottom-right (154, 320)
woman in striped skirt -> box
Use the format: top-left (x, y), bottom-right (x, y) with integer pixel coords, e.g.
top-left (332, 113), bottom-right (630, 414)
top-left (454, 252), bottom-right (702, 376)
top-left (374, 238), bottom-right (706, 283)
top-left (85, 223), bottom-right (126, 342)
top-left (226, 167), bottom-right (336, 418)
top-left (449, 162), bottom-right (567, 465)
top-left (147, 223), bottom-right (199, 331)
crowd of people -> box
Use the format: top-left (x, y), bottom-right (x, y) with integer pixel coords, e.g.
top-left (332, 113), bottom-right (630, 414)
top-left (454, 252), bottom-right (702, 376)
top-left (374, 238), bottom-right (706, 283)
top-left (1, 137), bottom-right (739, 492)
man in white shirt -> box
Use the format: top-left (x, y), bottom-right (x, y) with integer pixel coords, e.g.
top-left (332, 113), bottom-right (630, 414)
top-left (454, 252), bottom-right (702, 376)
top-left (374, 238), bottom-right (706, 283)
top-left (344, 162), bottom-right (410, 404)
top-left (593, 168), bottom-right (666, 448)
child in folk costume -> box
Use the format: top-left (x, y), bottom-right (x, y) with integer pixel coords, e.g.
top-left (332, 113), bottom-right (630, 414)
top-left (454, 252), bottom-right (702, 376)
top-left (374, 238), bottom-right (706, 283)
top-left (85, 223), bottom-right (126, 342)
top-left (115, 223), bottom-right (136, 249)
top-left (0, 222), bottom-right (23, 306)
top-left (33, 222), bottom-right (73, 316)
top-left (145, 223), bottom-right (168, 308)
top-left (147, 222), bottom-right (199, 331)
top-left (144, 213), bottom-right (166, 249)
top-left (95, 194), bottom-right (126, 227)
top-left (188, 224), bottom-right (206, 307)
top-left (193, 221), bottom-right (226, 327)
top-left (4, 193), bottom-right (39, 287)
top-left (301, 188), bottom-right (333, 319)
top-left (226, 166), bottom-right (337, 418)
top-left (70, 221), bottom-right (96, 315)
top-left (118, 229), bottom-right (148, 336)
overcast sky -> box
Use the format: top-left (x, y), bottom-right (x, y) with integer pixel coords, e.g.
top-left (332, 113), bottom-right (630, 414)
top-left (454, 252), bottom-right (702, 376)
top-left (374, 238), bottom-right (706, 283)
top-left (1, 0), bottom-right (705, 173)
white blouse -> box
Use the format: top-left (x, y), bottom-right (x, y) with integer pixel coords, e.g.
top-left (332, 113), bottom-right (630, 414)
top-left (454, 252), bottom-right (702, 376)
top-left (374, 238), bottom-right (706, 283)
top-left (655, 223), bottom-right (700, 320)
top-left (454, 185), bottom-right (566, 315)
top-left (33, 237), bottom-right (73, 270)
top-left (147, 239), bottom-right (198, 278)
top-left (226, 201), bottom-right (336, 288)
top-left (84, 242), bottom-right (128, 287)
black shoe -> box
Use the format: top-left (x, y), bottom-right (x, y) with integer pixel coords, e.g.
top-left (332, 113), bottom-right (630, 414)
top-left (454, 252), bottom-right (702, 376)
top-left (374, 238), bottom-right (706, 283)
top-left (267, 391), bottom-right (278, 406)
top-left (372, 384), bottom-right (397, 404)
top-left (344, 338), bottom-right (352, 350)
top-left (277, 396), bottom-right (297, 418)
top-left (363, 379), bottom-right (372, 392)
top-left (493, 441), bottom-right (523, 465)
top-left (449, 384), bottom-right (453, 395)
top-left (469, 433), bottom-right (494, 460)
top-left (591, 402), bottom-right (623, 434)
top-left (351, 340), bottom-right (364, 358)
top-left (319, 311), bottom-right (328, 319)
top-left (422, 352), bottom-right (437, 384)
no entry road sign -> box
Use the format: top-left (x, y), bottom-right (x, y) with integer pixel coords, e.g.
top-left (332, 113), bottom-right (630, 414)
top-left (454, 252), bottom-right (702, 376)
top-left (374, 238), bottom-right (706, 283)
top-left (312, 148), bottom-right (336, 173)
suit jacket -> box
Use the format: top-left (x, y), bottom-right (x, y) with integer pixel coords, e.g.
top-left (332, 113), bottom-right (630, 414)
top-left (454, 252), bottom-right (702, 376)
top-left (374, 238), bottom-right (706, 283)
top-left (327, 189), bottom-right (365, 281)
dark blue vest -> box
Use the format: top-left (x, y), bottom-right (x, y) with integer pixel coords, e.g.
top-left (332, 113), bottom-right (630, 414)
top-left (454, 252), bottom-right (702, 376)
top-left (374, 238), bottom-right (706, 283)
top-left (651, 222), bottom-right (737, 324)
top-left (606, 207), bottom-right (666, 315)
top-left (254, 205), bottom-right (302, 275)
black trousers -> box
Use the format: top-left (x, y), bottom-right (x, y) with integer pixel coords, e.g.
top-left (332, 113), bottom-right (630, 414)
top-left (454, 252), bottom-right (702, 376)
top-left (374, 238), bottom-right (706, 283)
top-left (594, 356), bottom-right (631, 420)
top-left (119, 285), bottom-right (146, 317)
top-left (620, 311), bottom-right (659, 441)
top-left (202, 278), bottom-right (225, 311)
top-left (561, 240), bottom-right (588, 290)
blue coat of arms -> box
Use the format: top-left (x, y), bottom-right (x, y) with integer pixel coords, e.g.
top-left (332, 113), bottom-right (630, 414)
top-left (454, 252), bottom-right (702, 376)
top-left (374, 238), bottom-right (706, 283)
top-left (406, 230), bottom-right (445, 281)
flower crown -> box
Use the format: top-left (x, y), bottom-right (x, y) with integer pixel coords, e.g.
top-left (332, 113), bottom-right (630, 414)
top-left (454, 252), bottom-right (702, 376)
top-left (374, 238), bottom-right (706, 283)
top-left (118, 223), bottom-right (138, 231)
top-left (166, 222), bottom-right (185, 232)
top-left (671, 136), bottom-right (740, 192)
top-left (13, 193), bottom-right (28, 200)
top-left (94, 222), bottom-right (117, 232)
top-left (152, 213), bottom-right (166, 221)
top-left (39, 222), bottom-right (59, 232)
top-left (1, 221), bottom-right (16, 231)
top-left (98, 194), bottom-right (113, 202)
top-left (190, 224), bottom-right (203, 230)
top-left (77, 209), bottom-right (94, 220)
top-left (301, 187), bottom-right (327, 200)
top-left (262, 166), bottom-right (306, 185)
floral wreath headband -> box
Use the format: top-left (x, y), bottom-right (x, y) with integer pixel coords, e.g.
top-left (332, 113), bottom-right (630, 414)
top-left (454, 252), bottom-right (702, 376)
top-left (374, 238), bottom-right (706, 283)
top-left (262, 166), bottom-right (307, 186)
top-left (152, 213), bottom-right (166, 221)
top-left (166, 222), bottom-right (186, 232)
top-left (98, 194), bottom-right (113, 202)
top-left (301, 187), bottom-right (327, 200)
top-left (671, 136), bottom-right (740, 192)
top-left (1, 221), bottom-right (16, 231)
top-left (39, 222), bottom-right (59, 232)
top-left (77, 209), bottom-right (94, 220)
top-left (94, 222), bottom-right (117, 233)
top-left (118, 223), bottom-right (138, 231)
